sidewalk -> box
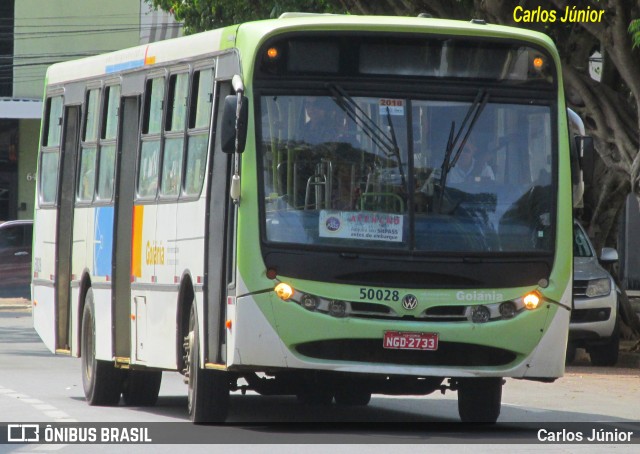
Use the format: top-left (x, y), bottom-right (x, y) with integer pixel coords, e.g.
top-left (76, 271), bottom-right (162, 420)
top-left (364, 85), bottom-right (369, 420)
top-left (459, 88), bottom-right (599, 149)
top-left (0, 297), bottom-right (31, 310)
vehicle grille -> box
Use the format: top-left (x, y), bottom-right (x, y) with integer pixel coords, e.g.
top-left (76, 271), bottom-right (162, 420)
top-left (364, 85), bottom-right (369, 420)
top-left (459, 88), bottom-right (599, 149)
top-left (327, 301), bottom-right (470, 322)
top-left (573, 280), bottom-right (589, 297)
top-left (571, 308), bottom-right (611, 323)
top-left (295, 339), bottom-right (516, 367)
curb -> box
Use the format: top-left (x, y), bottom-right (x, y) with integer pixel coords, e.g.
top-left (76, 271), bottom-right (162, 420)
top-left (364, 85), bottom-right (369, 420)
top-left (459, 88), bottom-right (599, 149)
top-left (0, 298), bottom-right (31, 310)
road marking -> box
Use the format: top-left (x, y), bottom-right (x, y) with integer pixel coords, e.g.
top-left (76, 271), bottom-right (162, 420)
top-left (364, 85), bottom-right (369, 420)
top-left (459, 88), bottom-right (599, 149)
top-left (21, 398), bottom-right (45, 405)
top-left (30, 446), bottom-right (67, 451)
top-left (0, 386), bottom-right (76, 421)
top-left (0, 384), bottom-right (76, 452)
top-left (33, 404), bottom-right (57, 411)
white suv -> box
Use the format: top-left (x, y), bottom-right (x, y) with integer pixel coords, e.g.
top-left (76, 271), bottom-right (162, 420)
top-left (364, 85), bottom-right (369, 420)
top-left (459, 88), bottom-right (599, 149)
top-left (567, 221), bottom-right (619, 366)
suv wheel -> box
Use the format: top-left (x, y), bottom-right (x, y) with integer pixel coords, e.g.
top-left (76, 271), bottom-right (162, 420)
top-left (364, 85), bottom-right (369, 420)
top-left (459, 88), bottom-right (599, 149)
top-left (588, 317), bottom-right (620, 367)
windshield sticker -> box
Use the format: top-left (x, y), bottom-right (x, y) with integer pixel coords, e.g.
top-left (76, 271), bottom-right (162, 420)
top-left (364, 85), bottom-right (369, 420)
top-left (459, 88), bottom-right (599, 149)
top-left (319, 210), bottom-right (404, 242)
top-left (379, 99), bottom-right (404, 116)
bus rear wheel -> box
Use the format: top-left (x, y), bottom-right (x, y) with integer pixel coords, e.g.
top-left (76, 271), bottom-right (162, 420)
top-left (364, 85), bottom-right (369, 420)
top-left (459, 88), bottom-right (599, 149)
top-left (185, 304), bottom-right (229, 423)
top-left (81, 288), bottom-right (124, 406)
top-left (122, 370), bottom-right (162, 406)
top-left (457, 377), bottom-right (502, 423)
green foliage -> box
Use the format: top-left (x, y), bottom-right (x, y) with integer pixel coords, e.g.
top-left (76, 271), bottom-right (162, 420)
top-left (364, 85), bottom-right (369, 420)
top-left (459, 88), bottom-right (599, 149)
top-left (630, 19), bottom-right (640, 49)
top-left (147, 0), bottom-right (344, 34)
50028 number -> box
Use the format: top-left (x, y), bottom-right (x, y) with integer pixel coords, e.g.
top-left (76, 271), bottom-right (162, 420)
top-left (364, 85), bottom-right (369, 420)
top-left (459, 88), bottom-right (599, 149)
top-left (359, 288), bottom-right (399, 302)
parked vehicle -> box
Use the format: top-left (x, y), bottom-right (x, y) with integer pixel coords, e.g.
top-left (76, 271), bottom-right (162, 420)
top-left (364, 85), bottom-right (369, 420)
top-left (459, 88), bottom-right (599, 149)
top-left (0, 220), bottom-right (33, 299)
top-left (568, 221), bottom-right (620, 366)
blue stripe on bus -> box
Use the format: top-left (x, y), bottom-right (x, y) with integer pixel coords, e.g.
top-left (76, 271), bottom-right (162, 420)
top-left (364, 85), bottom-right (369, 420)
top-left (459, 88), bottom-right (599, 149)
top-left (94, 206), bottom-right (114, 276)
top-left (106, 59), bottom-right (145, 73)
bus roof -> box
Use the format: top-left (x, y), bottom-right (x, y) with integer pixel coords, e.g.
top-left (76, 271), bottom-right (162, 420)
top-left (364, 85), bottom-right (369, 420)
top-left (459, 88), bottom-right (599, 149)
top-left (45, 14), bottom-right (558, 86)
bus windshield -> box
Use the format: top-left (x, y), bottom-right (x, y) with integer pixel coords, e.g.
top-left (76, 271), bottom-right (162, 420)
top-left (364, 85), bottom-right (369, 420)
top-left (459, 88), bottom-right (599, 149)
top-left (260, 93), bottom-right (553, 254)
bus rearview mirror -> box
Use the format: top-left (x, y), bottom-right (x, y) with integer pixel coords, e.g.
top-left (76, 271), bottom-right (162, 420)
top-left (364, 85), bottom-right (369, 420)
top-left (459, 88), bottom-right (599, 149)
top-left (221, 94), bottom-right (248, 154)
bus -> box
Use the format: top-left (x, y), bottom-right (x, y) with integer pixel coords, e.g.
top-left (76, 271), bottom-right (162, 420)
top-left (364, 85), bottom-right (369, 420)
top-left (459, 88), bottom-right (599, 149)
top-left (32, 13), bottom-right (576, 424)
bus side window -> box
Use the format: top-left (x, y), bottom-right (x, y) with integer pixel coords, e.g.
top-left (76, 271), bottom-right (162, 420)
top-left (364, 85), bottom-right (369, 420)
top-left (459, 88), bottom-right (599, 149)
top-left (96, 85), bottom-right (120, 201)
top-left (44, 96), bottom-right (63, 148)
top-left (138, 77), bottom-right (165, 199)
top-left (39, 96), bottom-right (63, 206)
top-left (78, 88), bottom-right (100, 203)
top-left (184, 67), bottom-right (214, 196)
top-left (161, 73), bottom-right (188, 198)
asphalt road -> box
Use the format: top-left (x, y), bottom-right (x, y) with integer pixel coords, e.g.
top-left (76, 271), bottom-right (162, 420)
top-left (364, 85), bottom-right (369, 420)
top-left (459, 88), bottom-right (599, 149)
top-left (1, 301), bottom-right (639, 452)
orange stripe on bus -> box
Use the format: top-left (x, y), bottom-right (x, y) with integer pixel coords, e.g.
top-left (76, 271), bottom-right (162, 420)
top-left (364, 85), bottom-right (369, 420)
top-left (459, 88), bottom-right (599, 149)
top-left (131, 205), bottom-right (144, 278)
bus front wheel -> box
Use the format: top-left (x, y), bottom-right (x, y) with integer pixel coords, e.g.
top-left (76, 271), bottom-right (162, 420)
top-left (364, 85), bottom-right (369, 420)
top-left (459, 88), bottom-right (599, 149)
top-left (457, 377), bottom-right (502, 423)
top-left (81, 288), bottom-right (125, 406)
top-left (185, 304), bottom-right (229, 423)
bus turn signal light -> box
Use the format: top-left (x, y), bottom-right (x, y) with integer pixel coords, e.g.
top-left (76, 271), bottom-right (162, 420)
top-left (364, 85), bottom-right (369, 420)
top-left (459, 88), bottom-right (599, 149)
top-left (533, 56), bottom-right (544, 70)
top-left (523, 292), bottom-right (541, 310)
top-left (275, 283), bottom-right (294, 301)
top-left (267, 47), bottom-right (279, 59)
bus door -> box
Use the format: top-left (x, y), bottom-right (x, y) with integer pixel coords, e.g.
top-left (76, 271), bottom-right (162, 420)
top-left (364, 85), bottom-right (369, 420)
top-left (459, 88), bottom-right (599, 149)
top-left (55, 105), bottom-right (80, 352)
top-left (205, 80), bottom-right (233, 363)
top-left (112, 95), bottom-right (140, 360)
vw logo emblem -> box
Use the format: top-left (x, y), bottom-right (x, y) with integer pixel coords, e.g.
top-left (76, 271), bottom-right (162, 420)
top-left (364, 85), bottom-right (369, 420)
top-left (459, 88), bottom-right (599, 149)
top-left (402, 294), bottom-right (418, 310)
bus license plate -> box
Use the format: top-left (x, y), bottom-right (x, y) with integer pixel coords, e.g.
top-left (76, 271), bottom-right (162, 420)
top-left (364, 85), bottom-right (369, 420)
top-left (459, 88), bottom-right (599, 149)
top-left (383, 331), bottom-right (438, 351)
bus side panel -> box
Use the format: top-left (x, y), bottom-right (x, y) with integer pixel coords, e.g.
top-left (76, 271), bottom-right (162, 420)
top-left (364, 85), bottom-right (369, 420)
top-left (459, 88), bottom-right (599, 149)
top-left (133, 204), bottom-right (158, 273)
top-left (71, 207), bottom-right (90, 281)
top-left (132, 289), bottom-right (179, 369)
top-left (32, 209), bottom-right (58, 353)
top-left (522, 281), bottom-right (571, 378)
top-left (91, 286), bottom-right (113, 361)
top-left (131, 203), bottom-right (181, 368)
top-left (69, 283), bottom-right (80, 357)
top-left (69, 206), bottom-right (89, 357)
top-left (176, 198), bottom-right (207, 285)
top-left (32, 285), bottom-right (56, 353)
top-left (131, 202), bottom-right (157, 364)
top-left (153, 203), bottom-right (177, 285)
top-left (176, 196), bottom-right (206, 339)
top-left (226, 277), bottom-right (288, 368)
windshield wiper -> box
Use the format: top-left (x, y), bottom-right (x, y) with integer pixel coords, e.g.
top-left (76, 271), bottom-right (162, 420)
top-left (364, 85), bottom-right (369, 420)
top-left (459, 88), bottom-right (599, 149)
top-left (436, 89), bottom-right (490, 212)
top-left (327, 84), bottom-right (406, 187)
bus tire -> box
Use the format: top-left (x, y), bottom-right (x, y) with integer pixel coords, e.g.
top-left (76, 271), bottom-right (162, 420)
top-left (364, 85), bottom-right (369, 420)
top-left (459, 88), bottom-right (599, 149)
top-left (81, 288), bottom-right (124, 406)
top-left (122, 370), bottom-right (162, 406)
top-left (186, 304), bottom-right (229, 423)
top-left (457, 377), bottom-right (502, 423)
top-left (565, 342), bottom-right (577, 364)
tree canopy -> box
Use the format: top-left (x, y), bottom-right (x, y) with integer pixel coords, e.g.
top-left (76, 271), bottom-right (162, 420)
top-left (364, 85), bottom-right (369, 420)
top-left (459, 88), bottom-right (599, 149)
top-left (147, 1), bottom-right (344, 34)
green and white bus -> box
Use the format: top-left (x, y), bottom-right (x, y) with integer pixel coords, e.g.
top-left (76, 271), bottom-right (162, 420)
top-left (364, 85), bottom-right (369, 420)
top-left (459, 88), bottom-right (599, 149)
top-left (32, 14), bottom-right (575, 423)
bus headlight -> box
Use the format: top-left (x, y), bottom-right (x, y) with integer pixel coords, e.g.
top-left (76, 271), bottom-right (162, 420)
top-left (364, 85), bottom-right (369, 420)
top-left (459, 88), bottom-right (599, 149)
top-left (464, 291), bottom-right (541, 322)
top-left (328, 300), bottom-right (347, 318)
top-left (499, 301), bottom-right (517, 319)
top-left (471, 305), bottom-right (491, 323)
top-left (300, 294), bottom-right (319, 311)
top-left (585, 278), bottom-right (611, 298)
